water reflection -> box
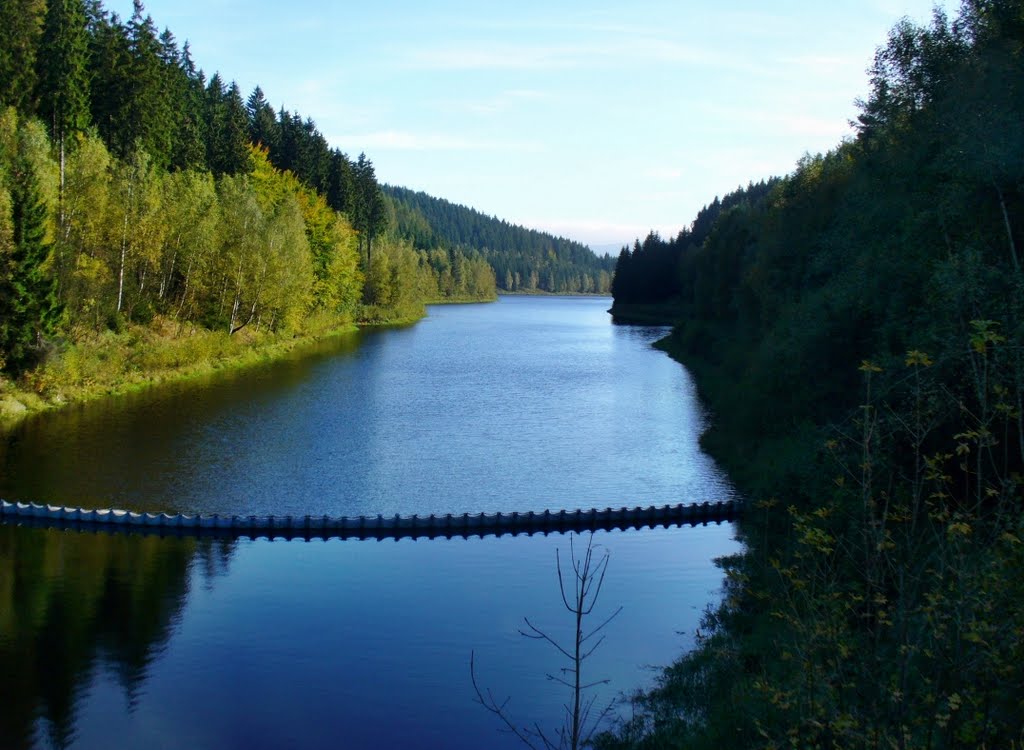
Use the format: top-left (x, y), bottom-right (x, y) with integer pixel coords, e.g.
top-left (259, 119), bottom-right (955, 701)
top-left (0, 332), bottom-right (366, 514)
top-left (0, 522), bottom-right (739, 750)
top-left (0, 525), bottom-right (236, 749)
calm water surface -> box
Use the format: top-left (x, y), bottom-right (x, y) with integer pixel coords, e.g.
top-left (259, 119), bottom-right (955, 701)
top-left (0, 296), bottom-right (740, 749)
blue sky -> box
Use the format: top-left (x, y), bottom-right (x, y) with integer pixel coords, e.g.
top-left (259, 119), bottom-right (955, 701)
top-left (107, 0), bottom-right (954, 250)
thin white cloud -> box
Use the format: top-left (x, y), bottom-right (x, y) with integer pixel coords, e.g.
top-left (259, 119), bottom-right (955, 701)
top-left (331, 130), bottom-right (542, 153)
top-left (402, 37), bottom-right (719, 72)
top-left (643, 166), bottom-right (684, 181)
top-left (456, 89), bottom-right (551, 116)
top-left (406, 43), bottom-right (583, 70)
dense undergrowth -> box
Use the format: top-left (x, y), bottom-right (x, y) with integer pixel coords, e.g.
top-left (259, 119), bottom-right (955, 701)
top-left (598, 3), bottom-right (1024, 747)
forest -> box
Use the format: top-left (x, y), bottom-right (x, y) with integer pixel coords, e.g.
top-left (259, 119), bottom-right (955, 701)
top-left (0, 0), bottom-right (503, 405)
top-left (599, 2), bottom-right (1023, 748)
top-left (384, 185), bottom-right (617, 295)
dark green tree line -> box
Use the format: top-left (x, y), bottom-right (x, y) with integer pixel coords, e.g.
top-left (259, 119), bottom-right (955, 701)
top-left (0, 158), bottom-right (61, 374)
top-left (38, 0), bottom-right (91, 210)
top-left (0, 0), bottom-right (45, 114)
top-left (601, 2), bottom-right (1024, 748)
top-left (610, 179), bottom-right (777, 305)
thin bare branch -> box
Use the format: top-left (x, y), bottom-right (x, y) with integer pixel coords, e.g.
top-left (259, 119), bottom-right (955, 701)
top-left (520, 617), bottom-right (575, 662)
top-left (580, 634), bottom-right (607, 661)
top-left (470, 650), bottom-right (548, 750)
top-left (581, 605), bottom-right (623, 645)
top-left (472, 532), bottom-right (621, 750)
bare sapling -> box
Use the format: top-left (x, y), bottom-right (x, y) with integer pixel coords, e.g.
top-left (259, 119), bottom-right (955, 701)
top-left (471, 532), bottom-right (623, 750)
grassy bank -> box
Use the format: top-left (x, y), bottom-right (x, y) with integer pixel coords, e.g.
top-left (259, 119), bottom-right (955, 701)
top-left (0, 293), bottom-right (505, 428)
top-left (652, 329), bottom-right (820, 499)
top-left (0, 309), bottom-right (393, 428)
top-left (427, 294), bottom-right (499, 305)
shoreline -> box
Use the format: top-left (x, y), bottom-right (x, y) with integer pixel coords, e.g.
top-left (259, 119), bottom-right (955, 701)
top-left (607, 301), bottom-right (681, 325)
top-left (0, 307), bottom-right (432, 430)
top-left (0, 292), bottom-right (608, 430)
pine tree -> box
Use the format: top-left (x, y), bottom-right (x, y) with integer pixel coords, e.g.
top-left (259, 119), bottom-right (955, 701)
top-left (88, 10), bottom-right (132, 156)
top-left (219, 82), bottom-right (250, 174)
top-left (610, 246), bottom-right (632, 302)
top-left (0, 161), bottom-right (62, 374)
top-left (352, 153), bottom-right (387, 263)
top-left (204, 72), bottom-right (226, 170)
top-left (303, 117), bottom-right (331, 193)
top-left (327, 149), bottom-right (353, 213)
top-left (204, 75), bottom-right (248, 174)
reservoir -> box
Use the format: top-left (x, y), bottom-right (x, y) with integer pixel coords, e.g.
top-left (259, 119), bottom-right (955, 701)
top-left (0, 296), bottom-right (739, 749)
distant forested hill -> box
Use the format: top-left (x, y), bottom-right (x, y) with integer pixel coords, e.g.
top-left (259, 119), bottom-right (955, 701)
top-left (383, 185), bottom-right (616, 294)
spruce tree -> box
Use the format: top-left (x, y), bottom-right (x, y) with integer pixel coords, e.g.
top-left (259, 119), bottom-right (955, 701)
top-left (220, 82), bottom-right (250, 174)
top-left (173, 42), bottom-right (208, 170)
top-left (275, 108), bottom-right (295, 173)
top-left (246, 86), bottom-right (279, 154)
top-left (0, 0), bottom-right (44, 113)
top-left (352, 153), bottom-right (387, 262)
top-left (327, 149), bottom-right (353, 213)
top-left (204, 73), bottom-right (224, 167)
top-left (88, 11), bottom-right (132, 157)
top-left (38, 0), bottom-right (91, 223)
top-left (304, 118), bottom-right (331, 193)
top-left (0, 162), bottom-right (62, 375)
top-left (125, 0), bottom-right (174, 167)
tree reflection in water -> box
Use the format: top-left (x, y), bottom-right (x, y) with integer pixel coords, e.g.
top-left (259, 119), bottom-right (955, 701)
top-left (0, 526), bottom-right (235, 750)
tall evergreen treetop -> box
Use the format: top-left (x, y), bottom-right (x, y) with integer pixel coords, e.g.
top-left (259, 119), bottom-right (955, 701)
top-left (168, 39), bottom-right (207, 170)
top-left (0, 160), bottom-right (62, 374)
top-left (38, 0), bottom-right (92, 147)
top-left (88, 10), bottom-right (132, 156)
top-left (246, 86), bottom-right (279, 153)
top-left (124, 0), bottom-right (175, 167)
top-left (0, 0), bottom-right (45, 113)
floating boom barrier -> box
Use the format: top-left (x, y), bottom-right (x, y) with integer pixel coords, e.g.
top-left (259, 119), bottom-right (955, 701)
top-left (0, 499), bottom-right (739, 541)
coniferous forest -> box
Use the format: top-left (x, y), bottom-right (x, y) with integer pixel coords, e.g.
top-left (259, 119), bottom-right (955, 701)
top-left (599, 2), bottom-right (1023, 748)
top-left (383, 185), bottom-right (616, 295)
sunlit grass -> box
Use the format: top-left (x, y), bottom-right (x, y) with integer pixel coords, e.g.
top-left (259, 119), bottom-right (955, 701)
top-left (0, 312), bottom-right (363, 427)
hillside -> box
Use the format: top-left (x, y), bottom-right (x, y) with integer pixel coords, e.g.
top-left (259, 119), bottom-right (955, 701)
top-left (383, 185), bottom-right (616, 294)
top-left (598, 3), bottom-right (1024, 748)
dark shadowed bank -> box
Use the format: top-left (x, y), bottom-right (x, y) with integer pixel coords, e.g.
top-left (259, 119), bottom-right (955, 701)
top-left (597, 3), bottom-right (1024, 747)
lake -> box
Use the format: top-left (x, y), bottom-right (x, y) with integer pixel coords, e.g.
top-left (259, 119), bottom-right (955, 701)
top-left (0, 296), bottom-right (739, 749)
